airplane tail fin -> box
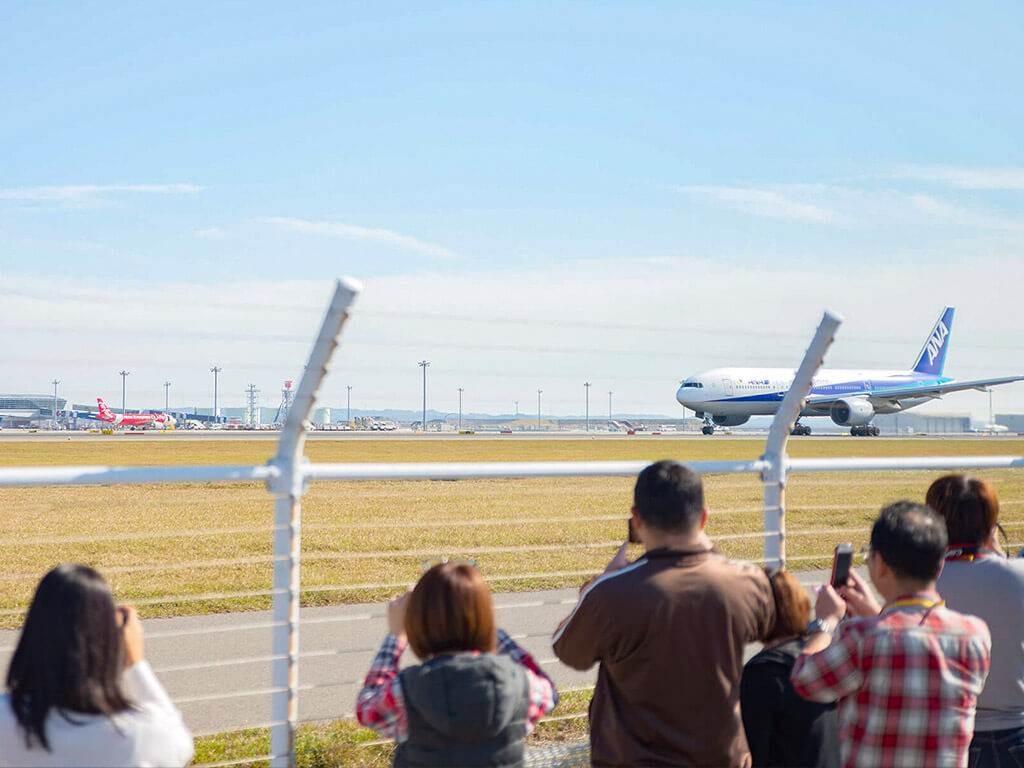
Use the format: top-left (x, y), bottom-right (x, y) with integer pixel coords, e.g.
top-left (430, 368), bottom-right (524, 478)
top-left (912, 306), bottom-right (955, 376)
top-left (97, 398), bottom-right (114, 419)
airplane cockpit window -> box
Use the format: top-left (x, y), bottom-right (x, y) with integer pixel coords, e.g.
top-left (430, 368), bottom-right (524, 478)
top-left (681, 382), bottom-right (703, 388)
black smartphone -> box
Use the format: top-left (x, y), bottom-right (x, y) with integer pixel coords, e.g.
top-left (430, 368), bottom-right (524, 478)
top-left (628, 517), bottom-right (641, 544)
top-left (831, 543), bottom-right (854, 588)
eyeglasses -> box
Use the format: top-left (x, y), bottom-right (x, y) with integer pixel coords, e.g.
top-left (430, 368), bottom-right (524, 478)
top-left (421, 556), bottom-right (477, 572)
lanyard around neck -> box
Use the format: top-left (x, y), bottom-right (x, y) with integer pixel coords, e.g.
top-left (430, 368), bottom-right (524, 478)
top-left (945, 544), bottom-right (988, 562)
top-left (885, 596), bottom-right (945, 612)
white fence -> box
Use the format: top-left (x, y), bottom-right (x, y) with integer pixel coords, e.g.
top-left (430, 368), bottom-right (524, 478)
top-left (2, 278), bottom-right (1023, 767)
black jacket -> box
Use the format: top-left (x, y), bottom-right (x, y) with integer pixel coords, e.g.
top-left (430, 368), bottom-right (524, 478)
top-left (741, 638), bottom-right (840, 768)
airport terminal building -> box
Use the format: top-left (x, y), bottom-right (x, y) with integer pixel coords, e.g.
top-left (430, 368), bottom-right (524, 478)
top-left (0, 394), bottom-right (67, 428)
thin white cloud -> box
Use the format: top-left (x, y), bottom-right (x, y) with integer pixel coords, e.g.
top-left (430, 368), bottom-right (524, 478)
top-left (908, 193), bottom-right (1024, 231)
top-left (679, 185), bottom-right (848, 224)
top-left (193, 226), bottom-right (228, 239)
top-left (260, 216), bottom-right (459, 260)
top-left (0, 184), bottom-right (203, 201)
top-left (885, 166), bottom-right (1024, 190)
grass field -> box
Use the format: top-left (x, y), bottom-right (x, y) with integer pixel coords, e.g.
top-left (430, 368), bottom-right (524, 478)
top-left (2, 437), bottom-right (1023, 625)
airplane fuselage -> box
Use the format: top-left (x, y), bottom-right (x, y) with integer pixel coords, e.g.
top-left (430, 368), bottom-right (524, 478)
top-left (676, 367), bottom-right (948, 418)
top-left (100, 413), bottom-right (167, 427)
top-left (96, 398), bottom-right (174, 428)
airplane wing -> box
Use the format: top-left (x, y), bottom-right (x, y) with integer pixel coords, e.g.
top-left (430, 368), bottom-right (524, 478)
top-left (806, 375), bottom-right (1024, 408)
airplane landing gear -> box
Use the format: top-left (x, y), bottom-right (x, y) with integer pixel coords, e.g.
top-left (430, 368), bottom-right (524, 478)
top-left (702, 424), bottom-right (715, 435)
top-left (851, 425), bottom-right (880, 436)
top-left (791, 423), bottom-right (812, 436)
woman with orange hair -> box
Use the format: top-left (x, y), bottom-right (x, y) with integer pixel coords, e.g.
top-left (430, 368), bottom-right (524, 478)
top-left (929, 474), bottom-right (1024, 768)
top-left (356, 562), bottom-right (558, 767)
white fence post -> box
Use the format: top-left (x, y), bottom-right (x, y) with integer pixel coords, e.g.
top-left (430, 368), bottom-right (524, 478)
top-left (761, 312), bottom-right (842, 569)
top-left (268, 278), bottom-right (362, 767)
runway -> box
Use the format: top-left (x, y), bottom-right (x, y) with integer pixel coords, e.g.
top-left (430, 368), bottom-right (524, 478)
top-left (0, 428), bottom-right (1012, 443)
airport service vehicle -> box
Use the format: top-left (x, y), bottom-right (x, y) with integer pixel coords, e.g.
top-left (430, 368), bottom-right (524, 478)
top-left (96, 398), bottom-right (176, 429)
top-left (676, 307), bottom-right (1024, 436)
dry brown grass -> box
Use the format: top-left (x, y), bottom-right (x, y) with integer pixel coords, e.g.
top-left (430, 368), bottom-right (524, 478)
top-left (2, 437), bottom-right (1023, 626)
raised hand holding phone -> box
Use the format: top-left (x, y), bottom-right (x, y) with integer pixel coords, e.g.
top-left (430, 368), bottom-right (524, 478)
top-left (839, 569), bottom-right (882, 617)
top-left (830, 543), bottom-right (854, 589)
top-left (118, 605), bottom-right (145, 668)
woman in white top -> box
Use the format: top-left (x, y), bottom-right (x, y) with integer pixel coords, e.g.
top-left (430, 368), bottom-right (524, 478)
top-left (0, 564), bottom-right (194, 767)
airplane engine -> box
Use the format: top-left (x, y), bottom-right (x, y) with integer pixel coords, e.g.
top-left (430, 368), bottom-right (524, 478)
top-left (830, 398), bottom-right (874, 426)
top-left (712, 414), bottom-right (751, 427)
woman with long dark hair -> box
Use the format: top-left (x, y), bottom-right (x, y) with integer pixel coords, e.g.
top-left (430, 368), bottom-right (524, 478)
top-left (356, 561), bottom-right (559, 767)
top-left (0, 564), bottom-right (193, 767)
top-left (741, 568), bottom-right (839, 767)
top-left (929, 474), bottom-right (1024, 768)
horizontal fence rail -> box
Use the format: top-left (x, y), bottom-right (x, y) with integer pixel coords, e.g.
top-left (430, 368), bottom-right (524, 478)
top-left (0, 464), bottom-right (278, 487)
top-left (5, 454), bottom-right (1023, 491)
top-left (787, 456), bottom-right (1024, 472)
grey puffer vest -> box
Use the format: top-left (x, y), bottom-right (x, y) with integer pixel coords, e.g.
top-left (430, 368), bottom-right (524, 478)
top-left (393, 652), bottom-right (530, 768)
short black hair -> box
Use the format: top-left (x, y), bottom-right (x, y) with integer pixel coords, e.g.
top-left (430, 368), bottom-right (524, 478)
top-left (634, 460), bottom-right (704, 533)
top-left (870, 501), bottom-right (948, 582)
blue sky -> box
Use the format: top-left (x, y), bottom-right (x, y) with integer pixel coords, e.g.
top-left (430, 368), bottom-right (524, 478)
top-left (2, 1), bottom-right (1023, 417)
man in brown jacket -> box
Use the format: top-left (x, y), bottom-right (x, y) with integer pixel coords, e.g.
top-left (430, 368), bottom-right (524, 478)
top-left (552, 460), bottom-right (775, 767)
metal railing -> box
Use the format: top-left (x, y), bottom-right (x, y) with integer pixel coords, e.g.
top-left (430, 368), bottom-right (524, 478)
top-left (2, 278), bottom-right (1023, 767)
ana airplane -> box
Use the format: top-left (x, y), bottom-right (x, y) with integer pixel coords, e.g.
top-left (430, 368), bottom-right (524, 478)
top-left (675, 307), bottom-right (1024, 436)
top-left (96, 398), bottom-right (176, 429)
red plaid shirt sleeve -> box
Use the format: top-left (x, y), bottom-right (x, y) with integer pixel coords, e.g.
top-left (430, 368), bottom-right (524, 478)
top-left (497, 628), bottom-right (560, 733)
top-left (355, 634), bottom-right (408, 743)
top-left (791, 620), bottom-right (866, 703)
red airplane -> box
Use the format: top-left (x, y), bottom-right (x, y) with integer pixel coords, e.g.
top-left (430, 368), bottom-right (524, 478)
top-left (96, 398), bottom-right (175, 429)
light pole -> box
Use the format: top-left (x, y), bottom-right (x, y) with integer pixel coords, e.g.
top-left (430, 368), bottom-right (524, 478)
top-left (347, 385), bottom-right (352, 422)
top-left (164, 381), bottom-right (171, 413)
top-left (608, 390), bottom-right (613, 421)
top-left (418, 360), bottom-right (430, 432)
top-left (514, 400), bottom-right (519, 417)
top-left (537, 389), bottom-right (542, 431)
top-left (51, 379), bottom-right (60, 429)
top-left (458, 386), bottom-right (464, 431)
top-left (119, 370), bottom-right (129, 415)
top-left (210, 366), bottom-right (222, 423)
top-left (584, 382), bottom-right (591, 432)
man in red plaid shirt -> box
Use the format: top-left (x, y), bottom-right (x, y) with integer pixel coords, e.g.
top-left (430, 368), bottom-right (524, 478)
top-left (792, 501), bottom-right (991, 768)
